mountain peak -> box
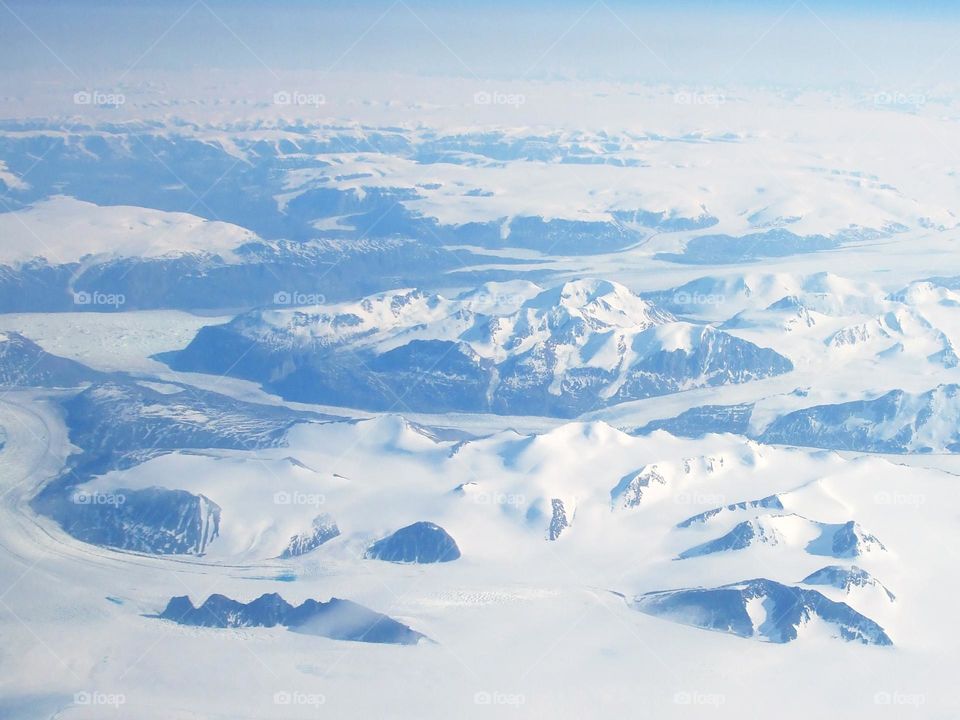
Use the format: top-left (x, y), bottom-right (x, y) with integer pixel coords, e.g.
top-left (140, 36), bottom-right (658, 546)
top-left (526, 278), bottom-right (674, 331)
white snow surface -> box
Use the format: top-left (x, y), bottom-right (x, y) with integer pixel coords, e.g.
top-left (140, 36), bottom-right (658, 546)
top-left (0, 196), bottom-right (257, 265)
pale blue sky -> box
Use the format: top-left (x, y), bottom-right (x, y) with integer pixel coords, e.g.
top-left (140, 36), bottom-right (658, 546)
top-left (1, 1), bottom-right (958, 89)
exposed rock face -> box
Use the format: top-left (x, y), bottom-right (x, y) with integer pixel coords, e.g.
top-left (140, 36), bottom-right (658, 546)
top-left (635, 578), bottom-right (892, 645)
top-left (365, 521), bottom-right (461, 563)
top-left (54, 487), bottom-right (221, 555)
top-left (676, 516), bottom-right (886, 560)
top-left (279, 514), bottom-right (341, 559)
top-left (159, 593), bottom-right (425, 645)
top-left (610, 466), bottom-right (667, 509)
top-left (634, 403), bottom-right (755, 438)
top-left (0, 331), bottom-right (103, 387)
top-left (826, 521), bottom-right (887, 558)
top-left (802, 565), bottom-right (896, 602)
top-left (677, 517), bottom-right (781, 559)
top-left (760, 385), bottom-right (960, 453)
top-left (166, 280), bottom-right (793, 418)
top-left (677, 494), bottom-right (784, 528)
top-left (547, 498), bottom-right (570, 541)
top-left (31, 379), bottom-right (322, 556)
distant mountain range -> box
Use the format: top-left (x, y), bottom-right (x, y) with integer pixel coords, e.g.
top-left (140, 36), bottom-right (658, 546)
top-left (165, 278), bottom-right (793, 417)
top-left (636, 384), bottom-right (960, 453)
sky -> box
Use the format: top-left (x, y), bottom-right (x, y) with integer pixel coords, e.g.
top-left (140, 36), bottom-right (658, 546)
top-left (2, 0), bottom-right (960, 92)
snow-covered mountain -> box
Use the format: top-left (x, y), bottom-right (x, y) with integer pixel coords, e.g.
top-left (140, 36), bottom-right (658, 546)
top-left (0, 331), bottom-right (105, 386)
top-left (167, 279), bottom-right (793, 417)
top-left (5, 344), bottom-right (956, 717)
top-left (677, 516), bottom-right (886, 560)
top-left (56, 486), bottom-right (222, 555)
top-left (30, 379), bottom-right (327, 555)
top-left (635, 578), bottom-right (892, 645)
top-left (1, 111), bottom-right (954, 321)
top-left (0, 228), bottom-right (487, 312)
top-left (10, 72), bottom-right (960, 720)
top-left (160, 593), bottom-right (425, 645)
top-left (279, 513), bottom-right (341, 559)
top-left (365, 521), bottom-right (461, 563)
top-left (0, 196), bottom-right (256, 266)
top-left (760, 385), bottom-right (960, 452)
top-left (634, 382), bottom-right (960, 454)
top-left (801, 565), bottom-right (896, 603)
top-left (21, 397), bottom-right (914, 657)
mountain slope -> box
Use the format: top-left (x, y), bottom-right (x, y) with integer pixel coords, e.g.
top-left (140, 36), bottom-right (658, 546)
top-left (760, 385), bottom-right (960, 452)
top-left (167, 279), bottom-right (793, 417)
top-left (160, 593), bottom-right (425, 645)
top-left (635, 578), bottom-right (892, 645)
top-left (0, 331), bottom-right (104, 387)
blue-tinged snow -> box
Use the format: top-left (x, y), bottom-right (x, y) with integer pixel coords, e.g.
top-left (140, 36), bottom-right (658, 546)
top-left (802, 565), bottom-right (896, 602)
top-left (279, 513), bottom-right (341, 559)
top-left (635, 578), bottom-right (892, 645)
top-left (30, 379), bottom-right (324, 555)
top-left (365, 521), bottom-right (461, 563)
top-left (167, 279), bottom-right (793, 418)
top-left (0, 331), bottom-right (105, 387)
top-left (160, 593), bottom-right (425, 645)
top-left (760, 385), bottom-right (960, 452)
top-left (677, 516), bottom-right (886, 560)
top-left (676, 494), bottom-right (784, 528)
